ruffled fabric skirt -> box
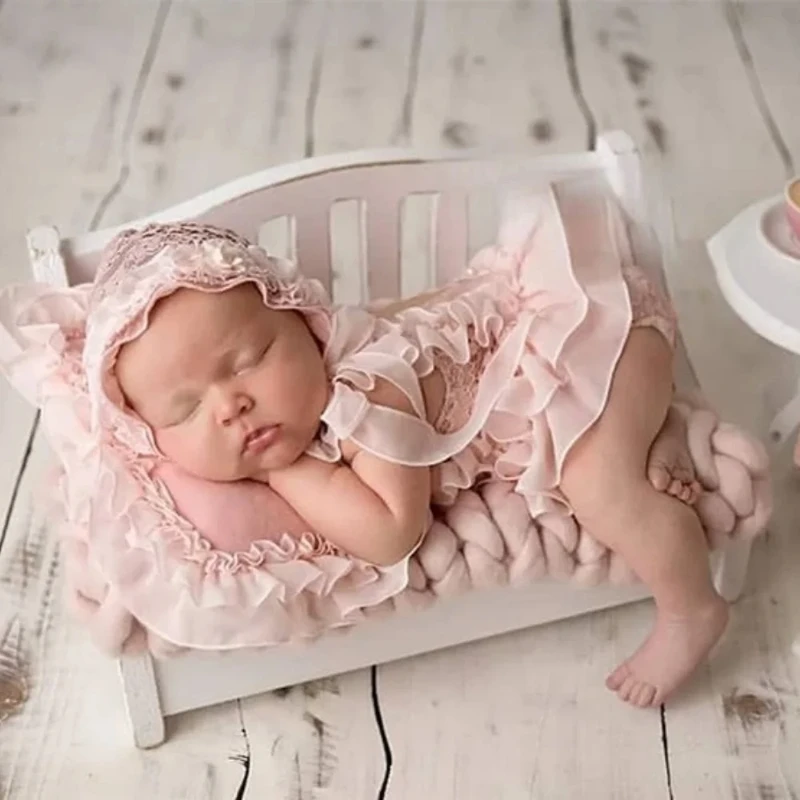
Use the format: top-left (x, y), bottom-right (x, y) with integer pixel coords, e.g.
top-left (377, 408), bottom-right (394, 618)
top-left (317, 177), bottom-right (676, 521)
top-left (434, 216), bottom-right (677, 517)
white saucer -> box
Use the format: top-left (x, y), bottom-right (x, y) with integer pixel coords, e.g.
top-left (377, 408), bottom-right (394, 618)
top-left (707, 195), bottom-right (800, 356)
top-left (759, 201), bottom-right (800, 261)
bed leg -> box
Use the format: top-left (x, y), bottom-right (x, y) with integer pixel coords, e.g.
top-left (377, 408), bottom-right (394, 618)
top-left (119, 651), bottom-right (166, 748)
top-left (713, 538), bottom-right (753, 603)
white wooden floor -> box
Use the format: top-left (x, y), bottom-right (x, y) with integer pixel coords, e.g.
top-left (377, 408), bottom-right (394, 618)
top-left (2, 1), bottom-right (800, 797)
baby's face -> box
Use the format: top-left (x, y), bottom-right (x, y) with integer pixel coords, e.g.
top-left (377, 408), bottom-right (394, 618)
top-left (115, 284), bottom-right (328, 481)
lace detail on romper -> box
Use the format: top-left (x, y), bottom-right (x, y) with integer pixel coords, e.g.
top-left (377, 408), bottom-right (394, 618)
top-left (429, 263), bottom-right (676, 438)
top-left (622, 263), bottom-right (677, 347)
top-left (431, 335), bottom-right (496, 434)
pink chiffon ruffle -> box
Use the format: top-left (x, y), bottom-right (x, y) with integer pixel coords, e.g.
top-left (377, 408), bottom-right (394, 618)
top-left (310, 180), bottom-right (633, 521)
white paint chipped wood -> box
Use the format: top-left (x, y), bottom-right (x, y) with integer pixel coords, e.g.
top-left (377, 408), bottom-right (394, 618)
top-left (1, 1), bottom-right (800, 798)
top-left (410, 0), bottom-right (589, 154)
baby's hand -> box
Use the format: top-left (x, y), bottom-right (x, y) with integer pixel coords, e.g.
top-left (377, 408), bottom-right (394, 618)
top-left (266, 377), bottom-right (432, 566)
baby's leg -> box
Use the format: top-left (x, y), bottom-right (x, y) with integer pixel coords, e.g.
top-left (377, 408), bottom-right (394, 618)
top-left (560, 328), bottom-right (728, 707)
top-left (621, 263), bottom-right (700, 505)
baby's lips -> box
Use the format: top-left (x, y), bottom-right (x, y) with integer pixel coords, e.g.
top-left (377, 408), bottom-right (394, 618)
top-left (242, 424), bottom-right (281, 455)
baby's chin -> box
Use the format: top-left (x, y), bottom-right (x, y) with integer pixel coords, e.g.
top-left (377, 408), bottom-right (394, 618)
top-left (157, 447), bottom-right (252, 483)
top-left (175, 448), bottom-right (304, 483)
top-left (165, 462), bottom-right (249, 484)
top-left (244, 437), bottom-right (309, 478)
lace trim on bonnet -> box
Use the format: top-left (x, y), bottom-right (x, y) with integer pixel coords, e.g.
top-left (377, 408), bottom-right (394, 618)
top-left (4, 222), bottom-right (413, 649)
top-left (91, 222), bottom-right (254, 304)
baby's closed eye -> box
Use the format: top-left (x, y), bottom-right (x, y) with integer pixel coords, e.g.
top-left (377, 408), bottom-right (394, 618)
top-left (166, 396), bottom-right (201, 427)
top-left (233, 344), bottom-right (270, 375)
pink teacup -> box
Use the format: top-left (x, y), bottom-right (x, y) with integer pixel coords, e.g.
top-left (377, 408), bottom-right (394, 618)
top-left (786, 177), bottom-right (800, 244)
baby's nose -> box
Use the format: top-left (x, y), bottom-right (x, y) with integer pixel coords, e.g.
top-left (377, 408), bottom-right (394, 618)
top-left (216, 389), bottom-right (254, 425)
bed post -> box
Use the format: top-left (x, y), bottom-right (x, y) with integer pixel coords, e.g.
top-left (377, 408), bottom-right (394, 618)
top-left (119, 651), bottom-right (166, 749)
top-left (26, 226), bottom-right (70, 287)
top-left (713, 538), bottom-right (753, 602)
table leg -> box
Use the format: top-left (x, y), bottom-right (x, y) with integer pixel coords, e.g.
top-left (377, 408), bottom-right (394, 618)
top-left (769, 376), bottom-right (800, 455)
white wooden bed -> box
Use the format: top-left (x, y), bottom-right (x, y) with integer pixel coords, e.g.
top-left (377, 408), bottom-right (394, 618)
top-left (25, 130), bottom-right (753, 748)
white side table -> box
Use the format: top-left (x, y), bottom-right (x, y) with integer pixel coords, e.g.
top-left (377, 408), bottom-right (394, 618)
top-left (708, 194), bottom-right (800, 657)
top-left (708, 195), bottom-right (800, 459)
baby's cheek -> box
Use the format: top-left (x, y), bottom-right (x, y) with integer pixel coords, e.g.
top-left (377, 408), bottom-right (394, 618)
top-left (155, 428), bottom-right (201, 472)
top-left (156, 426), bottom-right (241, 481)
top-left (283, 352), bottom-right (326, 410)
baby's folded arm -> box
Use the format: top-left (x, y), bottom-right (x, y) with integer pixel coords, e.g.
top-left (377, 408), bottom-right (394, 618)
top-left (268, 377), bottom-right (431, 566)
top-left (269, 454), bottom-right (429, 566)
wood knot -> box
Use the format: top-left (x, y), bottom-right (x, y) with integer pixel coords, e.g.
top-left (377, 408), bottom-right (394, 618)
top-left (0, 673), bottom-right (28, 722)
top-left (722, 690), bottom-right (781, 731)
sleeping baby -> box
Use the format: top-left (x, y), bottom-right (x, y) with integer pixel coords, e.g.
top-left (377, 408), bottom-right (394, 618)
top-left (80, 176), bottom-right (727, 709)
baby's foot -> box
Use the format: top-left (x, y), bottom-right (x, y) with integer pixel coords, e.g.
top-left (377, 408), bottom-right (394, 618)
top-left (606, 596), bottom-right (729, 707)
top-left (647, 408), bottom-right (701, 505)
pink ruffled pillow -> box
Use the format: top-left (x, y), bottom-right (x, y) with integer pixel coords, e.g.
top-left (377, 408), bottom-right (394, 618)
top-left (153, 462), bottom-right (312, 552)
top-left (1, 280), bottom-right (409, 653)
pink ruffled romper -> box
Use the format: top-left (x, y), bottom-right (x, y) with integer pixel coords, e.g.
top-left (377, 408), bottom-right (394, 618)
top-left (307, 179), bottom-right (676, 522)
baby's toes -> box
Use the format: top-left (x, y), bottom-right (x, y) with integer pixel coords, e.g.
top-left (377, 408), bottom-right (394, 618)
top-left (668, 478), bottom-right (685, 498)
top-left (618, 675), bottom-right (639, 704)
top-left (606, 662), bottom-right (630, 691)
top-left (678, 483), bottom-right (695, 504)
top-left (631, 682), bottom-right (657, 708)
top-left (678, 480), bottom-right (702, 505)
top-left (647, 463), bottom-right (671, 492)
top-left (677, 461), bottom-right (697, 486)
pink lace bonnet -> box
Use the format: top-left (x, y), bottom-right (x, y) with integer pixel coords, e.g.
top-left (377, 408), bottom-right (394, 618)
top-left (84, 222), bottom-right (332, 458)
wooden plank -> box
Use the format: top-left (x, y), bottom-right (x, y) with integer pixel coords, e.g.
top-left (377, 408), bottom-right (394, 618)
top-left (309, 0), bottom-right (423, 304)
top-left (378, 605), bottom-right (671, 800)
top-left (410, 0), bottom-right (587, 154)
top-left (237, 672), bottom-right (387, 799)
top-left (408, 0), bottom-right (593, 289)
top-left (658, 491), bottom-right (800, 800)
top-left (571, 3), bottom-right (800, 797)
top-left (728, 0), bottom-right (798, 175)
top-left (371, 3), bottom-right (669, 798)
top-left (94, 0), bottom-right (328, 227)
top-left (310, 0), bottom-right (422, 154)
